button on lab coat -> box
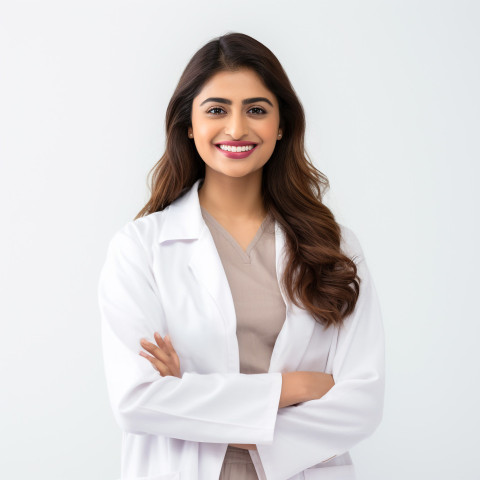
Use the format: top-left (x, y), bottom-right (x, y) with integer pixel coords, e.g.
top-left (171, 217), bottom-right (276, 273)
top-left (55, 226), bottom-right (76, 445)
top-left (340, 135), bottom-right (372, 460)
top-left (98, 178), bottom-right (385, 480)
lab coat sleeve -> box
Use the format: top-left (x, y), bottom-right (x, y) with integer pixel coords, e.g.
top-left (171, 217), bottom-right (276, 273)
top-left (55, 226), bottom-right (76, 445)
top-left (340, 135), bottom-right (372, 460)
top-left (98, 222), bottom-right (282, 444)
top-left (256, 228), bottom-right (385, 480)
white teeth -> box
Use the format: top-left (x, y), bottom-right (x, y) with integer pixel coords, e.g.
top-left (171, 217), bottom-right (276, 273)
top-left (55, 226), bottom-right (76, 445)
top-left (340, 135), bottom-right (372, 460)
top-left (218, 144), bottom-right (255, 152)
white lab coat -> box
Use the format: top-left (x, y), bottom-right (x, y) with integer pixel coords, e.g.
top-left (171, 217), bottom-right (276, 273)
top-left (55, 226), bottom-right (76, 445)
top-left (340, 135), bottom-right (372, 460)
top-left (98, 178), bottom-right (385, 480)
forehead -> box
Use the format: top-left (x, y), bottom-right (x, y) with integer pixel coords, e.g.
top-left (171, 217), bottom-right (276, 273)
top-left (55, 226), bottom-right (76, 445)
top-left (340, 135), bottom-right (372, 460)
top-left (194, 68), bottom-right (277, 105)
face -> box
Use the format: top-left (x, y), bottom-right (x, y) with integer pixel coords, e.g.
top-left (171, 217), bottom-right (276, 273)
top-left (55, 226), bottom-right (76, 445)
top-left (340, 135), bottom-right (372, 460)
top-left (189, 68), bottom-right (282, 180)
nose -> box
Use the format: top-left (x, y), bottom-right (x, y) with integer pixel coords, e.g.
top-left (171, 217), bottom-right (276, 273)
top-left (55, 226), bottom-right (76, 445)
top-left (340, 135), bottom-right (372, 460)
top-left (224, 110), bottom-right (248, 139)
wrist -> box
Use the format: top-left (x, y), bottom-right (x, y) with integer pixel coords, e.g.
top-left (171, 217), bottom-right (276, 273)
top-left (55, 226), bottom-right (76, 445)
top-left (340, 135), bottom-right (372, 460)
top-left (305, 371), bottom-right (335, 401)
top-left (279, 372), bottom-right (310, 408)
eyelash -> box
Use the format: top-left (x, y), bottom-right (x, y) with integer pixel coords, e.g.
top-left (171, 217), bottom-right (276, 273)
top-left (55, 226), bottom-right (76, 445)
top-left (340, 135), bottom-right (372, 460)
top-left (206, 106), bottom-right (267, 116)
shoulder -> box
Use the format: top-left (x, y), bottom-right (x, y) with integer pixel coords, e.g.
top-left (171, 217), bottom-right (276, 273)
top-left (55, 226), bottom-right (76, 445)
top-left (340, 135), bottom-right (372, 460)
top-left (338, 223), bottom-right (366, 265)
top-left (107, 208), bottom-right (170, 255)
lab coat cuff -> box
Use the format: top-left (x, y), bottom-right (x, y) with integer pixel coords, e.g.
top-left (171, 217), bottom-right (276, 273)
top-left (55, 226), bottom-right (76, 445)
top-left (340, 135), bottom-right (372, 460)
top-left (261, 371), bottom-right (283, 444)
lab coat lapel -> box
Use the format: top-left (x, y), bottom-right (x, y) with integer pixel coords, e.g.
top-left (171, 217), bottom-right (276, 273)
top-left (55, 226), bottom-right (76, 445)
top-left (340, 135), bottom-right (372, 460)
top-left (188, 225), bottom-right (240, 370)
top-left (163, 178), bottom-right (316, 373)
top-left (268, 221), bottom-right (316, 373)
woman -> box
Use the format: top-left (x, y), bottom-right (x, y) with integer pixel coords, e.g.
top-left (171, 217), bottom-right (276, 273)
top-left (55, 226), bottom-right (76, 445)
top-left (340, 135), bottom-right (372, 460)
top-left (98, 32), bottom-right (385, 480)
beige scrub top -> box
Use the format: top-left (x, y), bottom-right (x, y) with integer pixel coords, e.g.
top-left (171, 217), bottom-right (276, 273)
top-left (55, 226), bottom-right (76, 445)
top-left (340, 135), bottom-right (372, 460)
top-left (200, 206), bottom-right (286, 480)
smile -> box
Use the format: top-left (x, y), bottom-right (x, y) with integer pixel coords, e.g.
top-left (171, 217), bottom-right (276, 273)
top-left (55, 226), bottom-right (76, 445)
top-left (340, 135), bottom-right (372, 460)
top-left (215, 143), bottom-right (258, 159)
top-left (218, 144), bottom-right (255, 152)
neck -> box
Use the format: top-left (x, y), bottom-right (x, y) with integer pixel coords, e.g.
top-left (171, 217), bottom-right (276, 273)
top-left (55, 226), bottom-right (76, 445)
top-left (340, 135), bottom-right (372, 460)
top-left (198, 169), bottom-right (267, 222)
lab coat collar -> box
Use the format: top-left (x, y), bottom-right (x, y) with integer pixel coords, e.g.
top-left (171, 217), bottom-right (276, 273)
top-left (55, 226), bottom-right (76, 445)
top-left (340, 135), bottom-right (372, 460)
top-left (158, 177), bottom-right (287, 245)
top-left (158, 178), bottom-right (206, 243)
top-left (157, 177), bottom-right (317, 373)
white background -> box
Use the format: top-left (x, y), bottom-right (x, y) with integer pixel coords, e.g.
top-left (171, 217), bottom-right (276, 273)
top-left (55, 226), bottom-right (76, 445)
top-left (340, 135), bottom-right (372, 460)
top-left (1, 1), bottom-right (479, 479)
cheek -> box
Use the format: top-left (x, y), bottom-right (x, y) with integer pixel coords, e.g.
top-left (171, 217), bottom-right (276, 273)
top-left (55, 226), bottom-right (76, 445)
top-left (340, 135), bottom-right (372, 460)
top-left (258, 118), bottom-right (280, 142)
top-left (195, 124), bottom-right (218, 149)
top-left (191, 112), bottom-right (213, 140)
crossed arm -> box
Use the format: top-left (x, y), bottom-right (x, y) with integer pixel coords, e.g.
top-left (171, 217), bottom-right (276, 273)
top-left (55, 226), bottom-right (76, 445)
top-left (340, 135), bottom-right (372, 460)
top-left (139, 332), bottom-right (335, 451)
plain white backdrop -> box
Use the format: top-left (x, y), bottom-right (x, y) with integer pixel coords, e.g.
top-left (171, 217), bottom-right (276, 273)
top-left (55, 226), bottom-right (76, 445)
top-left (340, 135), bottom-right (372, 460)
top-left (1, 1), bottom-right (479, 479)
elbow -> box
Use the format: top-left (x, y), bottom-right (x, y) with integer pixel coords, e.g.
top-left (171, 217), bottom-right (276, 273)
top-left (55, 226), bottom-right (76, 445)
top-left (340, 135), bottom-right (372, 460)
top-left (112, 399), bottom-right (145, 435)
top-left (110, 382), bottom-right (157, 435)
top-left (114, 400), bottom-right (164, 436)
top-left (365, 399), bottom-right (384, 438)
top-left (113, 403), bottom-right (139, 434)
top-left (108, 376), bottom-right (181, 436)
top-left (115, 411), bottom-right (152, 436)
top-left (360, 373), bottom-right (385, 438)
top-left (340, 371), bottom-right (385, 440)
top-left (112, 409), bottom-right (131, 433)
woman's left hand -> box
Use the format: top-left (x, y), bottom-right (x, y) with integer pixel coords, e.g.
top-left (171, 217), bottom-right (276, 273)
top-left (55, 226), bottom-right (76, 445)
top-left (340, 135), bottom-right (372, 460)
top-left (229, 443), bottom-right (257, 450)
top-left (139, 332), bottom-right (181, 378)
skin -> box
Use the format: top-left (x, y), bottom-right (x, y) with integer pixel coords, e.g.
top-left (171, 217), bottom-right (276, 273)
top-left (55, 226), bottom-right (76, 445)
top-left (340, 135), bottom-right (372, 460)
top-left (139, 68), bottom-right (335, 451)
top-left (139, 334), bottom-right (181, 378)
top-left (190, 67), bottom-right (283, 246)
top-left (140, 334), bottom-right (259, 450)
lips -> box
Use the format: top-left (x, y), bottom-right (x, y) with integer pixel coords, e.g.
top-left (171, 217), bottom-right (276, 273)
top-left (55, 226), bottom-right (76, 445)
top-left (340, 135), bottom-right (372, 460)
top-left (215, 141), bottom-right (257, 147)
top-left (214, 143), bottom-right (258, 159)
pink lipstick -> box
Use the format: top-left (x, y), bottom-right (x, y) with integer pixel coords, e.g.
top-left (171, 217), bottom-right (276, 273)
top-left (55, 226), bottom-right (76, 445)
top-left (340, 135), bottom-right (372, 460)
top-left (214, 141), bottom-right (258, 159)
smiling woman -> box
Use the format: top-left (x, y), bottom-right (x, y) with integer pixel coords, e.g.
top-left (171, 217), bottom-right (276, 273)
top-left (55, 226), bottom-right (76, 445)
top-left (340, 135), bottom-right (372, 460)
top-left (98, 32), bottom-right (385, 480)
top-left (189, 69), bottom-right (281, 182)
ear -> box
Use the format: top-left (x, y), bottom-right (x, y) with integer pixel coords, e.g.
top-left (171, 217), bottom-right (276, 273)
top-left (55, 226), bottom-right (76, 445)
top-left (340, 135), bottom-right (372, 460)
top-left (187, 127), bottom-right (193, 138)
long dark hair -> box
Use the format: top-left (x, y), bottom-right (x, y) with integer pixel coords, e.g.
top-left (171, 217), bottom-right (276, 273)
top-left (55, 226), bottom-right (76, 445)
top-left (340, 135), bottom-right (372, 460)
top-left (135, 32), bottom-right (360, 329)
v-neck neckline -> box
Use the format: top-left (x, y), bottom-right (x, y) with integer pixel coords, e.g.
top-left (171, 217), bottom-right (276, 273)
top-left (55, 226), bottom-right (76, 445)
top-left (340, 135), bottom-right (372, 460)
top-left (201, 206), bottom-right (271, 264)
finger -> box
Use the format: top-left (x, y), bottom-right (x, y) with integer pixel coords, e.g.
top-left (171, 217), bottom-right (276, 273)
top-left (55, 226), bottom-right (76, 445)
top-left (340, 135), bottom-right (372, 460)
top-left (154, 332), bottom-right (171, 353)
top-left (140, 338), bottom-right (170, 364)
top-left (163, 334), bottom-right (177, 356)
top-left (161, 334), bottom-right (181, 372)
top-left (140, 337), bottom-right (178, 376)
top-left (139, 351), bottom-right (172, 376)
top-left (140, 336), bottom-right (180, 378)
top-left (154, 333), bottom-right (178, 369)
top-left (153, 333), bottom-right (176, 366)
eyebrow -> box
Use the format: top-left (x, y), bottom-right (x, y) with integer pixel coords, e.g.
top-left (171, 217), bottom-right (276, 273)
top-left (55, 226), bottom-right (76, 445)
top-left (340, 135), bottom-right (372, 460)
top-left (199, 97), bottom-right (274, 107)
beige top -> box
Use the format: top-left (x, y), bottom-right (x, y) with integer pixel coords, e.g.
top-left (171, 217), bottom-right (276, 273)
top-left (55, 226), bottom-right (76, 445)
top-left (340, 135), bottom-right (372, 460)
top-left (200, 206), bottom-right (286, 374)
top-left (201, 206), bottom-right (287, 478)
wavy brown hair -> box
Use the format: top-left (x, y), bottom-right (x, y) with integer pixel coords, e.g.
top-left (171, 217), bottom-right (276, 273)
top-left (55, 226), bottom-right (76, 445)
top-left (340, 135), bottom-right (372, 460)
top-left (135, 32), bottom-right (360, 329)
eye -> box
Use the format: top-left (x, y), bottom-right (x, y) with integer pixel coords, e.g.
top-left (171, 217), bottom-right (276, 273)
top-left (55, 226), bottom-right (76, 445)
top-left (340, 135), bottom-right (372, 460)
top-left (248, 106), bottom-right (267, 115)
top-left (206, 107), bottom-right (226, 115)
